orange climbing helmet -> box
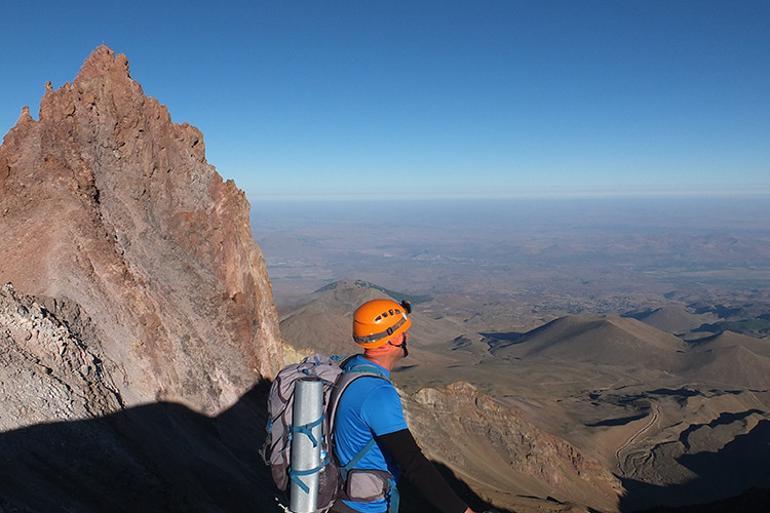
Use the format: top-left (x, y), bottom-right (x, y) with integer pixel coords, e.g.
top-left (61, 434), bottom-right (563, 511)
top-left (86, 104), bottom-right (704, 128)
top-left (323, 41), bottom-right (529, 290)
top-left (353, 298), bottom-right (412, 349)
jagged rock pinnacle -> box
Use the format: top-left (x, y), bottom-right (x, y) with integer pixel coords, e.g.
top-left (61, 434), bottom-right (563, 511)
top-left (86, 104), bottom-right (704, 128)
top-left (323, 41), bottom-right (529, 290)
top-left (37, 45), bottom-right (144, 126)
top-left (75, 44), bottom-right (131, 82)
top-left (17, 106), bottom-right (32, 124)
top-left (0, 46), bottom-right (282, 414)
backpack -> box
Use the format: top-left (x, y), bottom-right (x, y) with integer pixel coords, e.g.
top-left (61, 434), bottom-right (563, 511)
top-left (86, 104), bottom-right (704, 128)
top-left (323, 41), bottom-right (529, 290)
top-left (261, 354), bottom-right (394, 513)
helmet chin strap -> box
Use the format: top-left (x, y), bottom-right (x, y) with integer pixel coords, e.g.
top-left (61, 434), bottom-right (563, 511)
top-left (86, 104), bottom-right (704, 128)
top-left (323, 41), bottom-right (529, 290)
top-left (396, 339), bottom-right (408, 358)
top-left (388, 336), bottom-right (409, 358)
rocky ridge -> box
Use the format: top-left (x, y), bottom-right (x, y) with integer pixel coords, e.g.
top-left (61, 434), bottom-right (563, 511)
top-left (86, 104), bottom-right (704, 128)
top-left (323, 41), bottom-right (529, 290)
top-left (0, 46), bottom-right (281, 414)
top-left (0, 45), bottom-right (286, 513)
top-left (405, 382), bottom-right (622, 512)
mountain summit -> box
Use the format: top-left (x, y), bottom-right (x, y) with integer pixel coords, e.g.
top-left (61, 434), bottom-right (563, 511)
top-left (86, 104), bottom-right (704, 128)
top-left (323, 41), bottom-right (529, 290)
top-left (0, 45), bottom-right (281, 415)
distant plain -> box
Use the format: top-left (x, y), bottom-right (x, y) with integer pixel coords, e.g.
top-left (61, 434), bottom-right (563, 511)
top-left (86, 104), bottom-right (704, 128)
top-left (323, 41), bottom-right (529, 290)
top-left (252, 196), bottom-right (770, 331)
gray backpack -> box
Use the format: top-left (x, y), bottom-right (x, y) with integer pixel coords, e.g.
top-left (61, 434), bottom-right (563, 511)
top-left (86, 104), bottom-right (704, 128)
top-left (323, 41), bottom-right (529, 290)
top-left (261, 354), bottom-right (395, 512)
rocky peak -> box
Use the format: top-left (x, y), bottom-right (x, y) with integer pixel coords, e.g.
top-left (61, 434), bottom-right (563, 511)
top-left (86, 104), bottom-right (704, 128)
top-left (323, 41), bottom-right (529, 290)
top-left (17, 105), bottom-right (32, 124)
top-left (0, 46), bottom-right (282, 414)
top-left (76, 44), bottom-right (130, 81)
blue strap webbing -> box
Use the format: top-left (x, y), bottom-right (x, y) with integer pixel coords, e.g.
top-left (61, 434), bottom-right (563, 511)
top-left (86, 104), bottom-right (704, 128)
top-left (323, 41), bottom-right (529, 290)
top-left (344, 362), bottom-right (389, 380)
top-left (288, 454), bottom-right (330, 494)
top-left (340, 437), bottom-right (377, 481)
top-left (290, 414), bottom-right (324, 447)
top-left (388, 477), bottom-right (400, 513)
top-left (335, 359), bottom-right (396, 506)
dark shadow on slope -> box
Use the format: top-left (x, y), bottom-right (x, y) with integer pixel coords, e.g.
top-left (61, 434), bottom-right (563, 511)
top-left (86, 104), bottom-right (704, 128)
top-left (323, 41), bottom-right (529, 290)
top-left (586, 411), bottom-right (649, 427)
top-left (481, 318), bottom-right (568, 353)
top-left (677, 409), bottom-right (764, 450)
top-left (619, 420), bottom-right (770, 512)
top-left (634, 487), bottom-right (770, 513)
top-left (688, 304), bottom-right (741, 318)
top-left (692, 319), bottom-right (770, 337)
top-left (480, 331), bottom-right (527, 351)
top-left (0, 381), bottom-right (282, 513)
top-left (0, 381), bottom-right (495, 513)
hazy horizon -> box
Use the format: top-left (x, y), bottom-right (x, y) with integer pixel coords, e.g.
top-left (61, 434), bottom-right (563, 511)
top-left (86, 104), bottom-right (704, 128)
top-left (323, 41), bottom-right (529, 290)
top-left (247, 189), bottom-right (770, 201)
top-left (251, 196), bottom-right (770, 316)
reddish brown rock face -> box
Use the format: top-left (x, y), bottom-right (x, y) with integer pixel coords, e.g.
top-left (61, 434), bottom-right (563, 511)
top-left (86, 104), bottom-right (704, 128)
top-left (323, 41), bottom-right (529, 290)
top-left (0, 45), bottom-right (282, 414)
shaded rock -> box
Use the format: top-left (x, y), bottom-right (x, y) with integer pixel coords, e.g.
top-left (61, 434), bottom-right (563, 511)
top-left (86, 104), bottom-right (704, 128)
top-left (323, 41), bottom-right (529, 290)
top-left (0, 379), bottom-right (280, 513)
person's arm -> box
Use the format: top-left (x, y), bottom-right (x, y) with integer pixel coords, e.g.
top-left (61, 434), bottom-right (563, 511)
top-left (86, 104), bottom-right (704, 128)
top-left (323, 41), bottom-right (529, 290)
top-left (375, 428), bottom-right (472, 513)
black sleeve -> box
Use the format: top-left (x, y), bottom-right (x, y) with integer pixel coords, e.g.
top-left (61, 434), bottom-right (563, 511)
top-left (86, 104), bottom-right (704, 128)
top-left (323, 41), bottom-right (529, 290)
top-left (375, 428), bottom-right (467, 513)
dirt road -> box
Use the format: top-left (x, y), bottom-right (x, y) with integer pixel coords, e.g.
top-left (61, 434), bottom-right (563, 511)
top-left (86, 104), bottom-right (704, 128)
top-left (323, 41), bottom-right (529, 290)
top-left (616, 402), bottom-right (660, 474)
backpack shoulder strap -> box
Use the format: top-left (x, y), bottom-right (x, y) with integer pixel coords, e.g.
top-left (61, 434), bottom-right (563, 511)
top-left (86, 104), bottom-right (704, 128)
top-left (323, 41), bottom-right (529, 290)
top-left (328, 370), bottom-right (387, 435)
top-left (327, 358), bottom-right (391, 444)
top-left (344, 362), bottom-right (389, 380)
top-left (328, 364), bottom-right (391, 481)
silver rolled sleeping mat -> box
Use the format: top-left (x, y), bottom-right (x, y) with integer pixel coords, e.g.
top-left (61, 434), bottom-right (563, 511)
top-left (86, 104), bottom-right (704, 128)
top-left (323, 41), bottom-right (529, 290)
top-left (289, 378), bottom-right (324, 513)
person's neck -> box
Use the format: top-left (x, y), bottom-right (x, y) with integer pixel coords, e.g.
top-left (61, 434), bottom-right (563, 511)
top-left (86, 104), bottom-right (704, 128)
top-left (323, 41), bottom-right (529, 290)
top-left (362, 353), bottom-right (396, 372)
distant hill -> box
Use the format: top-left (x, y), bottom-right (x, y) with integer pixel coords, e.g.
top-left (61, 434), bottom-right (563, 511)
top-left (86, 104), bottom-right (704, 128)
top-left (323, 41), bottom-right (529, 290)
top-left (489, 315), bottom-right (770, 389)
top-left (623, 305), bottom-right (717, 335)
top-left (681, 331), bottom-right (770, 388)
top-left (313, 279), bottom-right (432, 304)
top-left (682, 344), bottom-right (770, 389)
top-left (688, 330), bottom-right (770, 357)
top-left (491, 315), bottom-right (687, 369)
top-left (280, 280), bottom-right (460, 357)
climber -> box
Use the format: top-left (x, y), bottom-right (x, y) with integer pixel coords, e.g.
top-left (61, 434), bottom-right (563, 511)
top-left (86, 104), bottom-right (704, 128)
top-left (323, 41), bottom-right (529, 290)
top-left (331, 298), bottom-right (476, 513)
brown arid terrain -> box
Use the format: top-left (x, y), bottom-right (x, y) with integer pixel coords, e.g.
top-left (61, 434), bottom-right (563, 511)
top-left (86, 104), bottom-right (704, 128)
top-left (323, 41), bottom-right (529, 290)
top-left (280, 280), bottom-right (770, 512)
top-left (405, 382), bottom-right (622, 512)
top-left (280, 280), bottom-right (462, 362)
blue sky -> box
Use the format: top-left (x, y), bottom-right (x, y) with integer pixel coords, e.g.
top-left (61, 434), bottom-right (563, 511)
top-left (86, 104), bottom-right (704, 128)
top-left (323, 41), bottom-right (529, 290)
top-left (1, 1), bottom-right (768, 199)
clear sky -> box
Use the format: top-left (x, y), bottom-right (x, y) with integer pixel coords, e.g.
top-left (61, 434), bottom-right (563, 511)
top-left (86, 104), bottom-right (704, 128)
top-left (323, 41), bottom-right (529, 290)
top-left (1, 1), bottom-right (768, 199)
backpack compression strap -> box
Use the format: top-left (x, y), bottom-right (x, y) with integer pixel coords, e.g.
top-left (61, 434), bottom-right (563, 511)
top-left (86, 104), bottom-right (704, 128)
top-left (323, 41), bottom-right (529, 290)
top-left (290, 414), bottom-right (325, 448)
top-left (339, 438), bottom-right (376, 482)
top-left (289, 452), bottom-right (330, 494)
